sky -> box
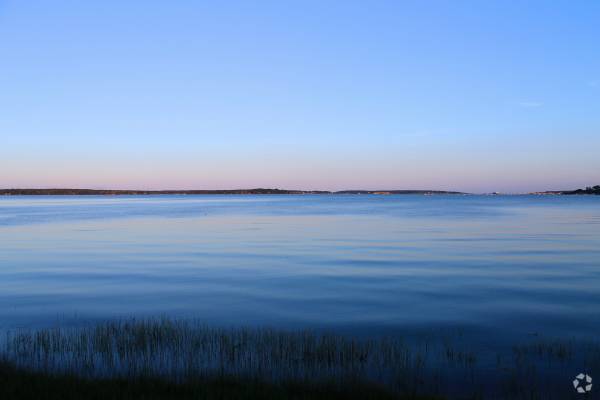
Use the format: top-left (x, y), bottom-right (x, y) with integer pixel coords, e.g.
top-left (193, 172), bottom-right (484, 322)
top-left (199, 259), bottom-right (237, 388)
top-left (1, 1), bottom-right (599, 193)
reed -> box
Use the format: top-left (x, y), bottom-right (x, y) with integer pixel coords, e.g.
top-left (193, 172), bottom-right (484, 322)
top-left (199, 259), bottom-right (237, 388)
top-left (1, 318), bottom-right (598, 399)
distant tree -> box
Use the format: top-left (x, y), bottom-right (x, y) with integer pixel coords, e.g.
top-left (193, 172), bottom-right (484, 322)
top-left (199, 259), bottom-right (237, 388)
top-left (562, 185), bottom-right (600, 195)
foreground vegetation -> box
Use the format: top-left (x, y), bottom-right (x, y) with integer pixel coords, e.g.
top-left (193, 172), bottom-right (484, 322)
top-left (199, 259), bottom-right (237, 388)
top-left (0, 362), bottom-right (413, 400)
top-left (1, 318), bottom-right (598, 399)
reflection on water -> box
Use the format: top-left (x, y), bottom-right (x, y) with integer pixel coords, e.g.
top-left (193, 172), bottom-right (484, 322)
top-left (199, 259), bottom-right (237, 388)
top-left (1, 195), bottom-right (599, 340)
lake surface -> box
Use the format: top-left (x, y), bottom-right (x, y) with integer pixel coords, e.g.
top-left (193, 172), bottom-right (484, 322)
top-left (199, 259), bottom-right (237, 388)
top-left (1, 195), bottom-right (599, 341)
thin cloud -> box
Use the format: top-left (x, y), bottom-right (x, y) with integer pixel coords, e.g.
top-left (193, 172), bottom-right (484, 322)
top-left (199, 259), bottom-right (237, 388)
top-left (518, 101), bottom-right (543, 108)
top-left (402, 131), bottom-right (430, 138)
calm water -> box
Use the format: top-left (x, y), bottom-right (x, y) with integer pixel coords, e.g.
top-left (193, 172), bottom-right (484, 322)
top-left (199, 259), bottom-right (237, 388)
top-left (1, 195), bottom-right (599, 340)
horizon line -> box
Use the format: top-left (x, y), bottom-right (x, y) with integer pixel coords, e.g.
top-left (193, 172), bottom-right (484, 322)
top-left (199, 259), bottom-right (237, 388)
top-left (0, 187), bottom-right (588, 195)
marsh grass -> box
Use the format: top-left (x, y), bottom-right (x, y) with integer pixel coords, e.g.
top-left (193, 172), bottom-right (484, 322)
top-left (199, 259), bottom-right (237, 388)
top-left (2, 319), bottom-right (417, 385)
top-left (1, 318), bottom-right (598, 399)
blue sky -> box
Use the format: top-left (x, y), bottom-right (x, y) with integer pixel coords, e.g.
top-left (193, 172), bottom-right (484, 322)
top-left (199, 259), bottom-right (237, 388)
top-left (1, 1), bottom-right (599, 192)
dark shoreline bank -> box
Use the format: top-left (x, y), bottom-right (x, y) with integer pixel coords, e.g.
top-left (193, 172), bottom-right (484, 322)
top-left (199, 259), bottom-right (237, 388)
top-left (0, 362), bottom-right (408, 400)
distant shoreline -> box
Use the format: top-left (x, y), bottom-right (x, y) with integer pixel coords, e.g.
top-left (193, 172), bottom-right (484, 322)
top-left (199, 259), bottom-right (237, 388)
top-left (1, 187), bottom-right (598, 196)
top-left (0, 188), bottom-right (465, 196)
